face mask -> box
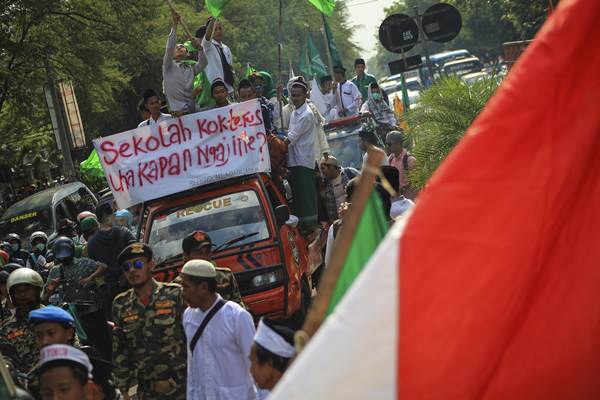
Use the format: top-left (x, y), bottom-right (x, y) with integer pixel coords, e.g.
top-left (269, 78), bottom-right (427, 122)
top-left (10, 243), bottom-right (19, 252)
top-left (372, 92), bottom-right (382, 101)
top-left (255, 84), bottom-right (264, 92)
top-left (35, 243), bottom-right (45, 252)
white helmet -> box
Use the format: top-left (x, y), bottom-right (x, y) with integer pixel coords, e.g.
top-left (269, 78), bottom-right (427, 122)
top-left (7, 268), bottom-right (44, 294)
top-left (30, 231), bottom-right (48, 244)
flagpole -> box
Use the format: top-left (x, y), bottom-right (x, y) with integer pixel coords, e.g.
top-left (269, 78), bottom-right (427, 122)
top-left (277, 0), bottom-right (284, 133)
top-left (165, 0), bottom-right (195, 39)
top-left (320, 13), bottom-right (335, 78)
top-left (320, 13), bottom-right (341, 113)
top-left (296, 147), bottom-right (386, 350)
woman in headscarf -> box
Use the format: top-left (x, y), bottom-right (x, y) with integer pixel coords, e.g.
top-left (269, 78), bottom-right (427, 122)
top-left (360, 82), bottom-right (397, 140)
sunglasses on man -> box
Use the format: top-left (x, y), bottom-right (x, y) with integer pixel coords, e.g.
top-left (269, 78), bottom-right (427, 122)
top-left (122, 259), bottom-right (146, 272)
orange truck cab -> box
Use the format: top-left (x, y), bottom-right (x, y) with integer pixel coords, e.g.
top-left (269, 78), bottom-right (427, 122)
top-left (139, 173), bottom-right (312, 321)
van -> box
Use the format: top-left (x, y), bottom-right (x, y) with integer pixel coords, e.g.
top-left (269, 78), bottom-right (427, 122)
top-left (0, 182), bottom-right (98, 245)
top-left (140, 173), bottom-right (312, 321)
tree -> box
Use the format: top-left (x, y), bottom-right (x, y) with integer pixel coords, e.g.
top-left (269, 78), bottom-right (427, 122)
top-left (406, 76), bottom-right (500, 189)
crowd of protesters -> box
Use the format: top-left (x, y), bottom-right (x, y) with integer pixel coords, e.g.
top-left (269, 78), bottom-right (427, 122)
top-left (0, 10), bottom-right (418, 400)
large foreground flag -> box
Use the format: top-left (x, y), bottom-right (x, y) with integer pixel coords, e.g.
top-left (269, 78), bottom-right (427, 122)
top-left (271, 0), bottom-right (600, 398)
top-left (326, 191), bottom-right (388, 314)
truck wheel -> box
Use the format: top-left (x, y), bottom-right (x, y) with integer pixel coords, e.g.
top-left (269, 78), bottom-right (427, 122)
top-left (300, 278), bottom-right (312, 317)
top-left (286, 278), bottom-right (312, 330)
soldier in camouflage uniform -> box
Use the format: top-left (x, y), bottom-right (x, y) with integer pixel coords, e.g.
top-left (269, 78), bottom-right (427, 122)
top-left (0, 268), bottom-right (44, 374)
top-left (181, 230), bottom-right (246, 307)
top-left (112, 242), bottom-right (186, 400)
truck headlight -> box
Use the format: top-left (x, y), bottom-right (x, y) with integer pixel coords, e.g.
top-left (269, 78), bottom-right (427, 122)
top-left (251, 269), bottom-right (283, 288)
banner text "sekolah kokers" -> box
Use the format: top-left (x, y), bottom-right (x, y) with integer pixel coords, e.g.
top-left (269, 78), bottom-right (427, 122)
top-left (94, 100), bottom-right (271, 209)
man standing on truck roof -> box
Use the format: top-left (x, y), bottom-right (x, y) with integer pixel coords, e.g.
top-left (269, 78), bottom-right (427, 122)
top-left (181, 230), bottom-right (245, 307)
top-left (283, 77), bottom-right (319, 234)
top-left (351, 58), bottom-right (378, 104)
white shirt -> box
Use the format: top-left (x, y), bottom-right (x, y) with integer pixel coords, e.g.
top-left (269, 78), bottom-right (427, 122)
top-left (335, 80), bottom-right (362, 116)
top-left (324, 224), bottom-right (335, 268)
top-left (183, 295), bottom-right (258, 400)
top-left (390, 197), bottom-right (415, 219)
top-left (287, 102), bottom-right (316, 169)
top-left (201, 38), bottom-right (234, 94)
top-left (137, 113), bottom-right (172, 128)
top-left (323, 92), bottom-right (339, 122)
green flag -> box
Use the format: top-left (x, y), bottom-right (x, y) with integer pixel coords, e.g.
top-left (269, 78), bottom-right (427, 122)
top-left (308, 0), bottom-right (335, 16)
top-left (400, 73), bottom-right (411, 109)
top-left (244, 63), bottom-right (256, 78)
top-left (326, 190), bottom-right (388, 314)
top-left (323, 17), bottom-right (342, 68)
top-left (308, 33), bottom-right (328, 77)
top-left (300, 31), bottom-right (328, 78)
top-left (206, 0), bottom-right (231, 17)
top-left (80, 149), bottom-right (104, 179)
top-left (299, 38), bottom-right (311, 77)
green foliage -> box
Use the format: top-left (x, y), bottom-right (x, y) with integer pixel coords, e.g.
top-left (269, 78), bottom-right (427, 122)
top-left (406, 76), bottom-right (499, 189)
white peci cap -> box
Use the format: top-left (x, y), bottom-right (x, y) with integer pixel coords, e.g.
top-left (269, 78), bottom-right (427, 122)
top-left (181, 259), bottom-right (217, 278)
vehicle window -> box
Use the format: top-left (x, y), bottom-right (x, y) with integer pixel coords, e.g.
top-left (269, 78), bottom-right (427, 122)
top-left (406, 80), bottom-right (421, 91)
top-left (148, 190), bottom-right (270, 265)
top-left (65, 191), bottom-right (96, 215)
top-left (328, 131), bottom-right (363, 170)
top-left (443, 60), bottom-right (482, 76)
top-left (1, 208), bottom-right (53, 239)
top-left (55, 201), bottom-right (71, 221)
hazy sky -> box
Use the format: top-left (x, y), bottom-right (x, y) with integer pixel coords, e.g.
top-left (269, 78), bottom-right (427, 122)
top-left (346, 0), bottom-right (397, 60)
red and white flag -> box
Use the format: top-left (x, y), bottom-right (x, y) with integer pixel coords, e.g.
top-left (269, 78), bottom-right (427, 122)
top-left (271, 0), bottom-right (600, 398)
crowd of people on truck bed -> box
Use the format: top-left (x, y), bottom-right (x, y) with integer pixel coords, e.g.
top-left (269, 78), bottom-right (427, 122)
top-left (0, 10), bottom-right (418, 400)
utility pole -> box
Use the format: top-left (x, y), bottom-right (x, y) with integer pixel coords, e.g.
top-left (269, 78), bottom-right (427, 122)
top-left (43, 54), bottom-right (77, 181)
top-left (414, 6), bottom-right (434, 83)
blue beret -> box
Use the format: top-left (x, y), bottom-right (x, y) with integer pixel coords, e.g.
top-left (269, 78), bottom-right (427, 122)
top-left (29, 306), bottom-right (74, 326)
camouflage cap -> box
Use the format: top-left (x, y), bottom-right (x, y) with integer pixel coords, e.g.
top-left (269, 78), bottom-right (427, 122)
top-left (117, 242), bottom-right (152, 265)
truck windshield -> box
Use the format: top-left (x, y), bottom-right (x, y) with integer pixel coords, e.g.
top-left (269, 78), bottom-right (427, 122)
top-left (148, 190), bottom-right (270, 265)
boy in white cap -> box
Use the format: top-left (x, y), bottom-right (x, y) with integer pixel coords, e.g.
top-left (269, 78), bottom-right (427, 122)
top-left (36, 344), bottom-right (96, 400)
top-left (180, 259), bottom-right (257, 400)
top-left (250, 318), bottom-right (296, 398)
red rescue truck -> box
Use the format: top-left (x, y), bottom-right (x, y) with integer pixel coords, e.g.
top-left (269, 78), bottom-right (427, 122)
top-left (139, 173), bottom-right (312, 322)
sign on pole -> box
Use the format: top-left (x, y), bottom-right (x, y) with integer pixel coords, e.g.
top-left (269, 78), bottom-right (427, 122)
top-left (388, 55), bottom-right (423, 75)
top-left (422, 3), bottom-right (462, 43)
top-left (94, 100), bottom-right (271, 209)
top-left (379, 13), bottom-right (420, 53)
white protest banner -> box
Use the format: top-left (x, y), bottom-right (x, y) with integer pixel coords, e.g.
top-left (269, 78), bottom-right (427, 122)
top-left (94, 100), bottom-right (271, 209)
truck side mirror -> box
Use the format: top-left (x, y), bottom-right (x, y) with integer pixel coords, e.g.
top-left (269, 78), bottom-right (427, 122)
top-left (275, 205), bottom-right (290, 227)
